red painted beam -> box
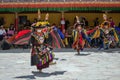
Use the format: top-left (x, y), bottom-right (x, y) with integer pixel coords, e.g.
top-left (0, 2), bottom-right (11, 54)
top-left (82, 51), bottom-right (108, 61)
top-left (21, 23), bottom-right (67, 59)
top-left (0, 2), bottom-right (120, 8)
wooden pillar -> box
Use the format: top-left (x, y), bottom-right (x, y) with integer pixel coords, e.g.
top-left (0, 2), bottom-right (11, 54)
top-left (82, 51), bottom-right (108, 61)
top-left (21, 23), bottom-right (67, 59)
top-left (15, 12), bottom-right (18, 33)
top-left (61, 11), bottom-right (65, 33)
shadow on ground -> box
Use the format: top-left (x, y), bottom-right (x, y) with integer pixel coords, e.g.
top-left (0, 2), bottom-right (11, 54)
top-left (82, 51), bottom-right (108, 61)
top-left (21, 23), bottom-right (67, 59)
top-left (0, 48), bottom-right (120, 53)
top-left (15, 71), bottom-right (66, 79)
top-left (74, 53), bottom-right (91, 56)
top-left (15, 75), bottom-right (35, 79)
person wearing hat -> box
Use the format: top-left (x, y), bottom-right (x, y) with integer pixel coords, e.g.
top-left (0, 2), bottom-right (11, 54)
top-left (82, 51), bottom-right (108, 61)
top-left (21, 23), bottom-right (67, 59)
top-left (30, 13), bottom-right (55, 72)
top-left (101, 22), bottom-right (119, 49)
top-left (102, 14), bottom-right (119, 49)
top-left (30, 12), bottom-right (64, 72)
top-left (72, 16), bottom-right (98, 55)
top-left (92, 14), bottom-right (119, 50)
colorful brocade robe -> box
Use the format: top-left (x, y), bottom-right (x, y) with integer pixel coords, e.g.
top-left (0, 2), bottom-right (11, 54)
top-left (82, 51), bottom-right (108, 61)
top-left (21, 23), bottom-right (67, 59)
top-left (31, 31), bottom-right (54, 70)
top-left (31, 27), bottom-right (64, 70)
top-left (91, 28), bottom-right (119, 44)
top-left (72, 28), bottom-right (96, 50)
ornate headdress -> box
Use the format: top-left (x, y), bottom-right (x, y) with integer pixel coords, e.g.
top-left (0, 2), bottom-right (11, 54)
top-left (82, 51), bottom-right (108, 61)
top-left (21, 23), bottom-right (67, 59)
top-left (32, 9), bottom-right (50, 28)
top-left (101, 21), bottom-right (110, 28)
top-left (100, 13), bottom-right (110, 28)
top-left (35, 21), bottom-right (50, 27)
top-left (74, 16), bottom-right (83, 29)
top-left (103, 13), bottom-right (108, 21)
top-left (103, 14), bottom-right (107, 18)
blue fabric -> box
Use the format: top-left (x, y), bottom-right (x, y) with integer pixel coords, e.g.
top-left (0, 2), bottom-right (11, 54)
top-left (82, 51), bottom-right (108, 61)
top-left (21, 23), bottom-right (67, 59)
top-left (115, 27), bottom-right (120, 32)
top-left (53, 27), bottom-right (65, 39)
top-left (81, 32), bottom-right (91, 43)
top-left (115, 27), bottom-right (120, 43)
top-left (115, 27), bottom-right (120, 35)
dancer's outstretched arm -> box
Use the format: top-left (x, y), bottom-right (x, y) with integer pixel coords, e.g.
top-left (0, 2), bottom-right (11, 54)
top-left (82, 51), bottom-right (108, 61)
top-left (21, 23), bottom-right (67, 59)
top-left (87, 26), bottom-right (99, 35)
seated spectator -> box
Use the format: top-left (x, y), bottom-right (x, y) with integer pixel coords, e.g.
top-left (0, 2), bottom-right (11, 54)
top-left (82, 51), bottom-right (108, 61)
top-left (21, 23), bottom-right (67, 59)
top-left (109, 17), bottom-right (115, 28)
top-left (7, 24), bottom-right (15, 37)
top-left (0, 25), bottom-right (6, 41)
top-left (66, 26), bottom-right (73, 47)
top-left (94, 17), bottom-right (99, 27)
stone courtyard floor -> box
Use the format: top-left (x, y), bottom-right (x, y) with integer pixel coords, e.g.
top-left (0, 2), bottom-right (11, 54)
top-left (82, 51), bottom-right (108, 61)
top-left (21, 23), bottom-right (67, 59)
top-left (0, 48), bottom-right (120, 80)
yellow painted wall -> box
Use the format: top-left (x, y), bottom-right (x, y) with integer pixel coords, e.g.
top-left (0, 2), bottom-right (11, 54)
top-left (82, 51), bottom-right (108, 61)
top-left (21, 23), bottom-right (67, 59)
top-left (0, 12), bottom-right (120, 29)
top-left (64, 13), bottom-right (120, 26)
top-left (0, 14), bottom-right (15, 28)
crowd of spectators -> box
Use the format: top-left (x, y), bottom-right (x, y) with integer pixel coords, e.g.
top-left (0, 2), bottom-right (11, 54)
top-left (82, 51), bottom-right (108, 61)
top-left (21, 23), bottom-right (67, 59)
top-left (0, 16), bottom-right (120, 49)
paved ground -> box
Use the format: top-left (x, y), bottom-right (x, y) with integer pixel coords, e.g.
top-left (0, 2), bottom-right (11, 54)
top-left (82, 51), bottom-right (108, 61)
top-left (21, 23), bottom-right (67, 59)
top-left (0, 48), bottom-right (120, 80)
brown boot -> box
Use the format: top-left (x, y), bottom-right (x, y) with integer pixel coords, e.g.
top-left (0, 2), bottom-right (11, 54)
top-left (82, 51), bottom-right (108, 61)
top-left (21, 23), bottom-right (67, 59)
top-left (77, 49), bottom-right (80, 55)
top-left (38, 69), bottom-right (42, 72)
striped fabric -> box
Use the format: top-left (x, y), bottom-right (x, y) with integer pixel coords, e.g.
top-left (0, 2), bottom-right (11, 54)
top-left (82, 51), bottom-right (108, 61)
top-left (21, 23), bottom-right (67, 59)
top-left (12, 32), bottom-right (31, 45)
